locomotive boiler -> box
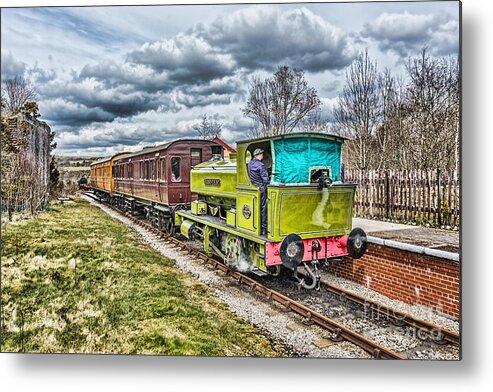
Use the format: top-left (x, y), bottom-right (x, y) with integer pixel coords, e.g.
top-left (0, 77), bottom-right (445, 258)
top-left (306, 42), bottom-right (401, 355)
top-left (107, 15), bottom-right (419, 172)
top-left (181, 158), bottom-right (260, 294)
top-left (175, 133), bottom-right (367, 289)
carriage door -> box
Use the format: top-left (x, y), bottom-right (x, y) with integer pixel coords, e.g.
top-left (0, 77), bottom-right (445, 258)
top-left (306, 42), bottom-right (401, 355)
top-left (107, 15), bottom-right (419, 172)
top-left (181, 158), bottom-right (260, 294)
top-left (190, 148), bottom-right (202, 167)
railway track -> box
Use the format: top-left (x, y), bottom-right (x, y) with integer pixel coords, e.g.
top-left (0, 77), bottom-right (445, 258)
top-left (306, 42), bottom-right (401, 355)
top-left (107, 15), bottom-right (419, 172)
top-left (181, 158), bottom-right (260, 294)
top-left (82, 192), bottom-right (458, 359)
top-left (261, 271), bottom-right (459, 359)
top-left (295, 270), bottom-right (460, 347)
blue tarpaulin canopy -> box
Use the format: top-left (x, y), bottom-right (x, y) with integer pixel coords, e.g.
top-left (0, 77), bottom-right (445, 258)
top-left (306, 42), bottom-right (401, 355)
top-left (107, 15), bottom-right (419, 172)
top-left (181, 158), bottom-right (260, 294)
top-left (272, 136), bottom-right (342, 184)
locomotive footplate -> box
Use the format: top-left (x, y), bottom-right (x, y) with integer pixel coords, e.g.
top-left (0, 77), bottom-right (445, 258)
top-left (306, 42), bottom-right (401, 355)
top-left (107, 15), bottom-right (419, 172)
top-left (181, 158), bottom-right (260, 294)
top-left (176, 210), bottom-right (269, 245)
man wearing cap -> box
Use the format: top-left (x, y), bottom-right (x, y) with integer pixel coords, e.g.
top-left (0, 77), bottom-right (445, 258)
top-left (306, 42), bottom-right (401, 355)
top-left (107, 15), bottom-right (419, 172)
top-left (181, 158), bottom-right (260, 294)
top-left (248, 148), bottom-right (270, 235)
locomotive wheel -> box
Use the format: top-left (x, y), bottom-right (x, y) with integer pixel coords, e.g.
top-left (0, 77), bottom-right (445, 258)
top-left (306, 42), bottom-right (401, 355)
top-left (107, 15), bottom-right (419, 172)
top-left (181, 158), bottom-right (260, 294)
top-left (164, 218), bottom-right (175, 236)
top-left (224, 234), bottom-right (242, 267)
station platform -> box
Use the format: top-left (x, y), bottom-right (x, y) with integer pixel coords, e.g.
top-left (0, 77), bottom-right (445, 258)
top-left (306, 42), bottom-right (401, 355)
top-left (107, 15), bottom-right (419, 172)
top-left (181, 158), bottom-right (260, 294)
top-left (353, 218), bottom-right (460, 254)
top-left (335, 218), bottom-right (460, 317)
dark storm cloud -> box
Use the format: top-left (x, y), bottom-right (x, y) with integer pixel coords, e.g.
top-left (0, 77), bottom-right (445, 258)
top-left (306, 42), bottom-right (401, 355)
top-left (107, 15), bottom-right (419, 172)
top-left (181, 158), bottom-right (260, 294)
top-left (361, 12), bottom-right (459, 58)
top-left (87, 92), bottom-right (161, 117)
top-left (1, 50), bottom-right (27, 80)
top-left (176, 92), bottom-right (231, 108)
top-left (175, 76), bottom-right (245, 108)
top-left (182, 76), bottom-right (244, 97)
top-left (58, 125), bottom-right (191, 150)
top-left (93, 126), bottom-right (170, 146)
top-left (126, 34), bottom-right (236, 83)
top-left (78, 61), bottom-right (177, 93)
top-left (40, 99), bottom-right (115, 126)
top-left (194, 6), bottom-right (356, 72)
top-left (38, 77), bottom-right (173, 126)
top-left (27, 65), bottom-right (57, 84)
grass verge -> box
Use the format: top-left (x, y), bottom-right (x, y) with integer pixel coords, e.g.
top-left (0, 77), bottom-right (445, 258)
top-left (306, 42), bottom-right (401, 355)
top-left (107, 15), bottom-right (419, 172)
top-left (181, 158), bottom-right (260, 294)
top-left (1, 198), bottom-right (288, 357)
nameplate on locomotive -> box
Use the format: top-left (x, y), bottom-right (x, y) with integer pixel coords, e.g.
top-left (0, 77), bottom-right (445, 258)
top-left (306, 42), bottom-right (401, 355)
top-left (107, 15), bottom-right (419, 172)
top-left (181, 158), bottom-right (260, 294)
top-left (204, 178), bottom-right (221, 187)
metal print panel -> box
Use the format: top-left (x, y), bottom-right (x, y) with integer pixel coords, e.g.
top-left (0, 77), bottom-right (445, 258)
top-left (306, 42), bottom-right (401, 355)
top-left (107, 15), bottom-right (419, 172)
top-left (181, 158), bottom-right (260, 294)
top-left (0, 1), bottom-right (461, 360)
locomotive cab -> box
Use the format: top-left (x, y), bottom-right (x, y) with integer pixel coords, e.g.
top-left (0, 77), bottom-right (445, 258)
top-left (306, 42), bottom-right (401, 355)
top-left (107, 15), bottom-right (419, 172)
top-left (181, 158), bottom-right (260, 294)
top-left (236, 134), bottom-right (347, 238)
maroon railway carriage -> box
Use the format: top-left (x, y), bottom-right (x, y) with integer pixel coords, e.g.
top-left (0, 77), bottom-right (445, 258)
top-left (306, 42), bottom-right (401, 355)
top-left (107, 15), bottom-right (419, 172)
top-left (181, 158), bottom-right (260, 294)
top-left (113, 139), bottom-right (222, 233)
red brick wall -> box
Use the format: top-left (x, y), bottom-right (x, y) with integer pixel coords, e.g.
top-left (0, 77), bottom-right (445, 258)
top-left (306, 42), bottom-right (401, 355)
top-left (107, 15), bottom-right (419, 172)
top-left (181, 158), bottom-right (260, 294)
top-left (327, 243), bottom-right (460, 318)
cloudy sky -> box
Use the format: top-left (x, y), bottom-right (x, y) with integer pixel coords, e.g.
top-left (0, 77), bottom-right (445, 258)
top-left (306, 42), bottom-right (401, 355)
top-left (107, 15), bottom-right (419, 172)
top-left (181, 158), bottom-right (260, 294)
top-left (1, 0), bottom-right (460, 156)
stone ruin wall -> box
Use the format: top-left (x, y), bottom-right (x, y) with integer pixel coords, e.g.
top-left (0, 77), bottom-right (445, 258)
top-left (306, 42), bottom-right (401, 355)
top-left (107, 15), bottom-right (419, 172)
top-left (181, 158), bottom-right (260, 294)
top-left (4, 113), bottom-right (52, 202)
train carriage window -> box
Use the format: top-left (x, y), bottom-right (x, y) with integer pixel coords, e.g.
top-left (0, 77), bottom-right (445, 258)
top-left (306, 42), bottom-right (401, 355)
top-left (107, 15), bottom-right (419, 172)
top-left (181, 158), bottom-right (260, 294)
top-left (151, 159), bottom-right (156, 180)
top-left (171, 157), bottom-right (181, 182)
top-left (160, 158), bottom-right (166, 181)
top-left (211, 145), bottom-right (223, 158)
top-left (145, 160), bottom-right (150, 180)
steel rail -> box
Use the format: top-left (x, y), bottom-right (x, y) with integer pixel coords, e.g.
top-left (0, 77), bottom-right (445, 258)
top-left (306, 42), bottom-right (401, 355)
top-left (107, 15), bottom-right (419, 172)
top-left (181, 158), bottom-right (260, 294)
top-left (83, 192), bottom-right (404, 359)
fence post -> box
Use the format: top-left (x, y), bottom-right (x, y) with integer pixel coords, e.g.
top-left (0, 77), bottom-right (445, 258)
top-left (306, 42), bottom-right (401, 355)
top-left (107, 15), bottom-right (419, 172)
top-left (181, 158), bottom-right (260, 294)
top-left (385, 170), bottom-right (390, 219)
top-left (437, 168), bottom-right (442, 226)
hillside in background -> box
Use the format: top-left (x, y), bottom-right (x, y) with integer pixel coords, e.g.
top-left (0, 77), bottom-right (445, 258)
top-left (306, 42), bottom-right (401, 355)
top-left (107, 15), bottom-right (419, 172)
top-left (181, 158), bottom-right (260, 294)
top-left (55, 156), bottom-right (102, 194)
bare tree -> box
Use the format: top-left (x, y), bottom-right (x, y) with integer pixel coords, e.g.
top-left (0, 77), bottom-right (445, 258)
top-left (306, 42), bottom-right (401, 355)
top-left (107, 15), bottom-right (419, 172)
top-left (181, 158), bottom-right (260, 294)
top-left (193, 114), bottom-right (222, 139)
top-left (405, 49), bottom-right (459, 170)
top-left (301, 109), bottom-right (332, 133)
top-left (333, 47), bottom-right (459, 171)
top-left (243, 66), bottom-right (321, 137)
top-left (1, 89), bottom-right (6, 111)
top-left (334, 50), bottom-right (379, 169)
top-left (374, 69), bottom-right (406, 169)
top-left (1, 76), bottom-right (37, 114)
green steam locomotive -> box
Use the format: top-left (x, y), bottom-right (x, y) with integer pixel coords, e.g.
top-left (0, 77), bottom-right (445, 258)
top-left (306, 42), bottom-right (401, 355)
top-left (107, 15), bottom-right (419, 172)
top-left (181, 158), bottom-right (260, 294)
top-left (175, 132), bottom-right (367, 289)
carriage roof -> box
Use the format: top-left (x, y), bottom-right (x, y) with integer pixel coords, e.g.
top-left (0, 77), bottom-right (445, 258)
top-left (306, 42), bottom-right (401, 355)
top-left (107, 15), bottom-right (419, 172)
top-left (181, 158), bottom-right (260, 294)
top-left (114, 139), bottom-right (219, 161)
top-left (236, 132), bottom-right (348, 145)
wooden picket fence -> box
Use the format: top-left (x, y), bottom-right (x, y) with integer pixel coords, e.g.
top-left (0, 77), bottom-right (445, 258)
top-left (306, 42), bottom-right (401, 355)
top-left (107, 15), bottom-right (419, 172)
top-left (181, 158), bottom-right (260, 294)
top-left (344, 169), bottom-right (460, 229)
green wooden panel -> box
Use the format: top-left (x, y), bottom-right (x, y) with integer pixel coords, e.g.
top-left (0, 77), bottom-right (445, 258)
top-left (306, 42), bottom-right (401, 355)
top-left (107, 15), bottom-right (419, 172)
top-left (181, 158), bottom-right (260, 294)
top-left (236, 144), bottom-right (251, 187)
top-left (273, 187), bottom-right (354, 239)
top-left (236, 191), bottom-right (259, 234)
top-left (191, 159), bottom-right (237, 199)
